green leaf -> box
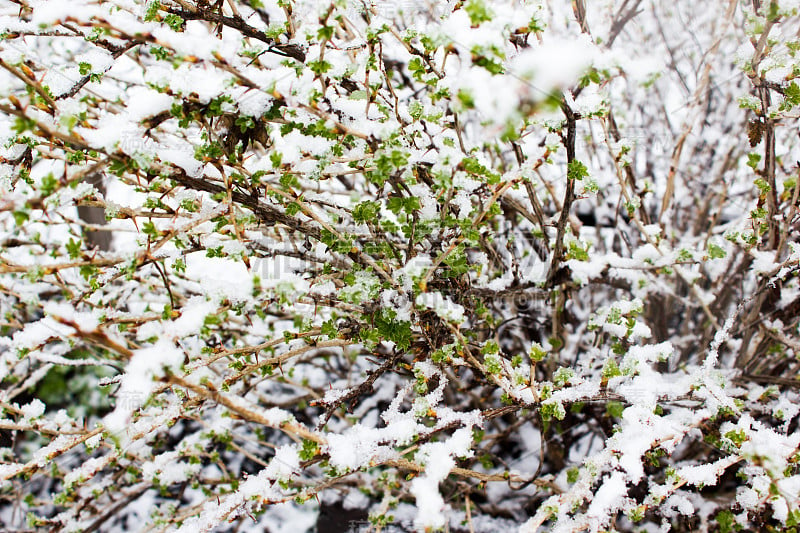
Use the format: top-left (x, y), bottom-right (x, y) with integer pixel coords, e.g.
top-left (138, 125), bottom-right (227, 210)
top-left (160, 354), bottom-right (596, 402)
top-left (163, 13), bottom-right (184, 31)
top-left (707, 242), bottom-right (726, 259)
top-left (602, 358), bottom-right (621, 379)
top-left (567, 159), bottom-right (589, 181)
top-left (66, 238), bottom-right (81, 259)
top-left (299, 439), bottom-right (319, 460)
top-left (39, 173), bottom-right (58, 197)
top-left (754, 177), bottom-right (771, 194)
top-left (308, 60), bottom-right (332, 75)
top-left (386, 196), bottom-right (420, 215)
top-left (145, 0), bottom-right (161, 22)
top-left (715, 510), bottom-right (735, 533)
top-left (553, 367), bottom-right (574, 387)
top-left (746, 152), bottom-right (761, 170)
top-left (606, 400), bottom-right (624, 418)
top-left (529, 343), bottom-right (546, 362)
top-left (471, 55), bottom-right (503, 75)
top-left (142, 220), bottom-right (158, 237)
top-left (373, 316), bottom-right (412, 351)
top-left (321, 319), bottom-right (338, 338)
top-left (464, 0), bottom-right (493, 25)
top-left (352, 201), bottom-right (381, 223)
top-left (566, 467), bottom-right (579, 484)
top-left (540, 400), bottom-right (566, 421)
top-left (206, 95), bottom-right (234, 117)
top-left (235, 116), bottom-right (255, 133)
top-left (784, 82), bottom-right (800, 108)
top-left (13, 210), bottom-right (30, 226)
top-left (483, 354), bottom-right (502, 374)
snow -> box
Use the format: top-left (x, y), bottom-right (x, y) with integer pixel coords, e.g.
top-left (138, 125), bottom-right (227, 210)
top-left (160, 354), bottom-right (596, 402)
top-left (736, 486), bottom-right (761, 510)
top-left (586, 471), bottom-right (628, 525)
top-left (103, 340), bottom-right (185, 437)
top-left (663, 493), bottom-right (694, 517)
top-left (394, 255), bottom-right (433, 291)
top-left (171, 297), bottom-right (215, 335)
top-left (410, 475), bottom-right (448, 530)
top-left (29, 0), bottom-right (92, 25)
top-left (677, 457), bottom-right (735, 487)
top-left (510, 35), bottom-right (598, 95)
top-left (64, 456), bottom-right (112, 489)
top-left (263, 444), bottom-right (301, 481)
top-left (159, 148), bottom-right (203, 177)
top-left (20, 399), bottom-right (46, 420)
top-left (415, 291), bottom-right (465, 324)
top-left (327, 425), bottom-right (385, 471)
top-left (184, 253), bottom-right (254, 302)
top-left (410, 427), bottom-right (475, 529)
top-left (12, 318), bottom-right (70, 352)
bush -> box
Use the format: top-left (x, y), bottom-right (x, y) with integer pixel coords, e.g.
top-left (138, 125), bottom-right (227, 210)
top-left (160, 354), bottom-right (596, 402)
top-left (0, 1), bottom-right (799, 531)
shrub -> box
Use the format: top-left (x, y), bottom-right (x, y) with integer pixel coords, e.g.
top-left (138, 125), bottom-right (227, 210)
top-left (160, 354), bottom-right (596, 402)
top-left (0, 1), bottom-right (799, 531)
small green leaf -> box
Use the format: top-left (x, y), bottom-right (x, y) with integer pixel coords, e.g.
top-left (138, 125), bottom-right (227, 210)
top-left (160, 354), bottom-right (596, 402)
top-left (567, 159), bottom-right (589, 181)
top-left (606, 400), bottom-right (625, 418)
top-left (707, 242), bottom-right (726, 259)
top-left (566, 467), bottom-right (579, 484)
top-left (66, 238), bottom-right (81, 259)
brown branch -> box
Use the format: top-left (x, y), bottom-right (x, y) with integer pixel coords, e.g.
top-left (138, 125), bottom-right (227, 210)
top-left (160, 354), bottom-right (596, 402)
top-left (222, 338), bottom-right (352, 387)
top-left (169, 7), bottom-right (306, 62)
top-left (166, 374), bottom-right (322, 443)
top-left (56, 40), bottom-right (140, 100)
top-left (314, 351), bottom-right (403, 429)
top-left (546, 103), bottom-right (579, 286)
top-left (606, 0), bottom-right (644, 47)
top-left (0, 58), bottom-right (57, 113)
